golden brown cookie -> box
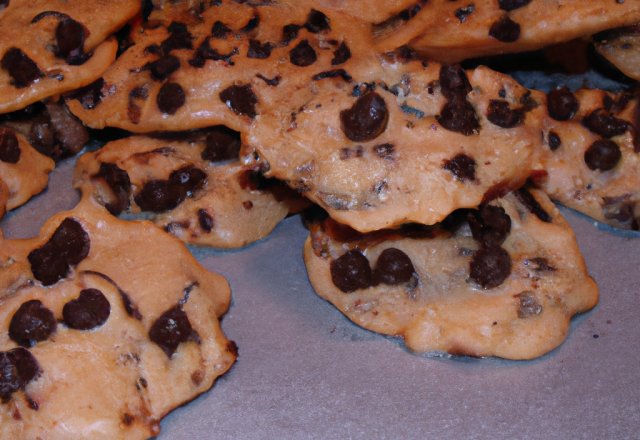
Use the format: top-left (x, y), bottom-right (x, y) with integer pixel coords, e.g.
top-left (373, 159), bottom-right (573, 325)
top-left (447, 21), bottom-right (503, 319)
top-left (533, 87), bottom-right (640, 230)
top-left (594, 25), bottom-right (640, 81)
top-left (0, 127), bottom-right (54, 218)
top-left (0, 196), bottom-right (236, 439)
top-left (73, 130), bottom-right (306, 248)
top-left (303, 188), bottom-right (598, 360)
top-left (248, 60), bottom-right (545, 232)
top-left (0, 0), bottom-right (141, 113)
top-left (66, 0), bottom-right (375, 133)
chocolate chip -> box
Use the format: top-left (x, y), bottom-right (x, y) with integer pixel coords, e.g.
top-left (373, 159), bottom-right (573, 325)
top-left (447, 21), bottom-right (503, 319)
top-left (439, 65), bottom-right (472, 99)
top-left (81, 270), bottom-right (142, 320)
top-left (436, 95), bottom-right (480, 135)
top-left (135, 165), bottom-right (206, 213)
top-left (0, 347), bottom-right (41, 404)
top-left (517, 291), bottom-right (542, 318)
top-left (330, 249), bottom-right (373, 293)
top-left (443, 153), bottom-right (476, 181)
top-left (219, 84), bottom-right (258, 119)
top-left (282, 24), bottom-right (302, 45)
top-left (515, 188), bottom-right (552, 222)
top-left (373, 143), bottom-right (394, 160)
top-left (28, 218), bottom-right (90, 286)
top-left (167, 22), bottom-right (188, 34)
top-left (240, 14), bottom-right (259, 33)
top-left (55, 19), bottom-right (88, 65)
top-left (145, 44), bottom-right (162, 55)
top-left (62, 288), bottom-right (110, 330)
top-left (28, 113), bottom-right (55, 157)
top-left (9, 300), bottom-right (57, 347)
top-left (67, 78), bottom-right (105, 110)
top-left (312, 69), bottom-right (352, 82)
top-left (247, 39), bottom-right (272, 59)
top-left (211, 21), bottom-right (231, 38)
top-left (289, 40), bottom-right (317, 67)
top-left (468, 204), bottom-right (511, 246)
top-left (0, 0), bottom-right (8, 9)
top-left (1, 48), bottom-right (43, 88)
top-left (489, 17), bottom-right (521, 43)
top-left (373, 248), bottom-right (415, 286)
top-left (584, 139), bottom-right (621, 171)
top-left (0, 128), bottom-right (20, 164)
top-left (497, 0), bottom-right (532, 11)
top-left (144, 55), bottom-right (181, 81)
top-left (547, 86), bottom-right (578, 121)
top-left (198, 209), bottom-right (214, 232)
top-left (304, 9), bottom-right (330, 33)
top-left (548, 131), bottom-right (561, 151)
top-left (161, 23), bottom-right (193, 53)
top-left (469, 245), bottom-right (511, 289)
top-left (149, 305), bottom-right (200, 358)
top-left (243, 201), bottom-right (253, 210)
top-left (332, 41), bottom-right (351, 65)
top-left (455, 4), bottom-right (475, 22)
top-left (256, 74), bottom-right (280, 86)
top-left (201, 125), bottom-right (241, 162)
top-left (156, 82), bottom-right (185, 115)
top-left (340, 91), bottom-right (389, 142)
top-left (525, 257), bottom-right (556, 271)
top-left (581, 109), bottom-right (629, 138)
top-left (486, 99), bottom-right (525, 128)
top-left (189, 38), bottom-right (238, 67)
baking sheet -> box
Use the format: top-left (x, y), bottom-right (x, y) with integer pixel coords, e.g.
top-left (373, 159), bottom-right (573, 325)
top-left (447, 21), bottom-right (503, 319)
top-left (2, 71), bottom-right (640, 439)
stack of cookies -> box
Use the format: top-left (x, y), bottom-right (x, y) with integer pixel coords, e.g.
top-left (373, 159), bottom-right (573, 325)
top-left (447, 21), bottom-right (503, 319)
top-left (1, 0), bottom-right (639, 438)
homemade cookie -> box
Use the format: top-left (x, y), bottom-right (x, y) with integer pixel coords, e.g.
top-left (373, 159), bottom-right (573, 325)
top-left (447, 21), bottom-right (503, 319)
top-left (369, 0), bottom-right (640, 64)
top-left (0, 0), bottom-right (141, 113)
top-left (0, 196), bottom-right (236, 439)
top-left (533, 87), bottom-right (640, 230)
top-left (594, 25), bottom-right (640, 81)
top-left (303, 188), bottom-right (598, 360)
top-left (0, 127), bottom-right (54, 218)
top-left (66, 0), bottom-right (375, 133)
top-left (73, 129), bottom-right (307, 248)
top-left (248, 60), bottom-right (546, 232)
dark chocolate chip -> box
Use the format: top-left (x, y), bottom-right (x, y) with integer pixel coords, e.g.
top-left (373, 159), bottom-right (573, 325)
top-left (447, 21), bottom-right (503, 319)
top-left (80, 270), bottom-right (142, 320)
top-left (525, 257), bottom-right (557, 271)
top-left (189, 38), bottom-right (238, 67)
top-left (489, 17), bottom-right (521, 43)
top-left (584, 139), bottom-right (621, 171)
top-left (170, 165), bottom-right (207, 194)
top-left (581, 109), bottom-right (629, 138)
top-left (455, 4), bottom-right (475, 22)
top-left (282, 24), bottom-right (302, 45)
top-left (1, 48), bottom-right (43, 88)
top-left (0, 128), bottom-right (20, 163)
top-left (240, 14), bottom-right (259, 33)
top-left (135, 180), bottom-right (183, 212)
top-left (55, 19), bottom-right (88, 65)
top-left (517, 291), bottom-right (542, 318)
top-left (161, 23), bottom-right (193, 53)
top-left (247, 39), bottom-right (272, 59)
top-left (198, 209), bottom-right (214, 232)
top-left (9, 300), bottom-right (57, 347)
top-left (0, 347), bottom-right (41, 404)
top-left (548, 131), bottom-right (561, 151)
top-left (28, 113), bottom-right (55, 157)
top-left (486, 99), bottom-right (525, 128)
top-left (149, 305), bottom-right (200, 358)
top-left (201, 125), bottom-right (241, 162)
top-left (547, 86), bottom-right (578, 121)
top-left (0, 0), bottom-right (8, 10)
top-left (289, 40), bottom-right (317, 67)
top-left (304, 9), bottom-right (330, 33)
top-left (443, 153), bottom-right (476, 181)
top-left (28, 218), bottom-right (90, 286)
top-left (469, 245), bottom-right (511, 289)
top-left (373, 143), bottom-right (394, 160)
top-left (436, 95), bottom-right (480, 135)
top-left (515, 188), bottom-right (552, 222)
top-left (330, 249), bottom-right (373, 293)
top-left (211, 21), bottom-right (231, 38)
top-left (167, 22), bottom-right (188, 34)
top-left (156, 82), bottom-right (185, 115)
top-left (145, 44), bottom-right (162, 55)
top-left (497, 0), bottom-right (532, 11)
top-left (144, 55), bottom-right (181, 81)
top-left (332, 41), bottom-right (351, 65)
top-left (62, 288), bottom-right (110, 330)
top-left (439, 65), bottom-right (472, 99)
top-left (467, 204), bottom-right (511, 246)
top-left (312, 69), bottom-right (352, 82)
top-left (256, 74), bottom-right (280, 86)
top-left (340, 91), bottom-right (389, 142)
top-left (67, 78), bottom-right (105, 110)
top-left (219, 84), bottom-right (258, 119)
top-left (373, 248), bottom-right (415, 286)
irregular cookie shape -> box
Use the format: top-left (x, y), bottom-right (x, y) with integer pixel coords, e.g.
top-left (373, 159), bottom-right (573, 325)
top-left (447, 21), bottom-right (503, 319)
top-left (249, 60), bottom-right (545, 232)
top-left (0, 127), bottom-right (54, 218)
top-left (533, 87), bottom-right (640, 230)
top-left (0, 0), bottom-right (140, 113)
top-left (303, 188), bottom-right (598, 360)
top-left (594, 25), bottom-right (640, 81)
top-left (73, 130), bottom-right (306, 248)
top-left (66, 0), bottom-right (374, 133)
top-left (0, 197), bottom-right (236, 439)
top-left (369, 0), bottom-right (640, 64)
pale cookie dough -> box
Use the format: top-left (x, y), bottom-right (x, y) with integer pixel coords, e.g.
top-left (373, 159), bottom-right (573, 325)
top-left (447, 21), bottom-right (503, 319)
top-left (303, 188), bottom-right (598, 360)
top-left (0, 196), bottom-right (236, 440)
top-left (533, 86), bottom-right (640, 230)
top-left (0, 0), bottom-right (141, 113)
top-left (0, 127), bottom-right (54, 218)
top-left (73, 130), bottom-right (307, 248)
top-left (248, 59), bottom-right (545, 232)
top-left (66, 0), bottom-right (375, 133)
top-left (594, 25), bottom-right (640, 81)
